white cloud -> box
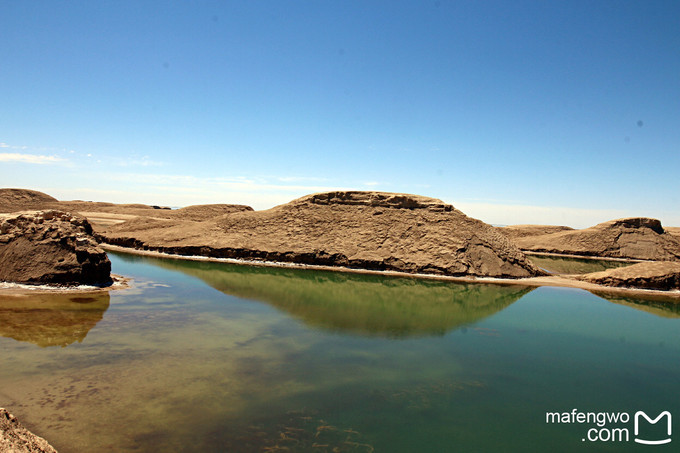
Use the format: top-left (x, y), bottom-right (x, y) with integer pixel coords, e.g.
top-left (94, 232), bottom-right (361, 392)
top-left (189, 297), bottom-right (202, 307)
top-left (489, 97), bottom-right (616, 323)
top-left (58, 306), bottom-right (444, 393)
top-left (449, 200), bottom-right (635, 229)
top-left (88, 171), bottom-right (353, 209)
top-left (0, 143), bottom-right (9, 148)
top-left (276, 176), bottom-right (329, 183)
top-left (0, 153), bottom-right (66, 164)
top-left (363, 181), bottom-right (380, 187)
top-left (113, 155), bottom-right (164, 167)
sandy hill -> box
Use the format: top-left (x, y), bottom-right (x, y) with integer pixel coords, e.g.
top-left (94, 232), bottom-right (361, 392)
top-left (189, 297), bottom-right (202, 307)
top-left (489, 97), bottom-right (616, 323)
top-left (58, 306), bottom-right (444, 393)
top-left (0, 188), bottom-right (58, 212)
top-left (581, 261), bottom-right (680, 291)
top-left (667, 226), bottom-right (680, 239)
top-left (101, 191), bottom-right (543, 278)
top-left (0, 188), bottom-right (252, 229)
top-left (498, 224), bottom-right (574, 241)
top-left (513, 217), bottom-right (680, 261)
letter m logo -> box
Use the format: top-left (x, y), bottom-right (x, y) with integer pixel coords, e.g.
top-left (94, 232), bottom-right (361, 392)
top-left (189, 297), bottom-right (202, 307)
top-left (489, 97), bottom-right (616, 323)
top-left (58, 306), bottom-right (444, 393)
top-left (634, 411), bottom-right (672, 445)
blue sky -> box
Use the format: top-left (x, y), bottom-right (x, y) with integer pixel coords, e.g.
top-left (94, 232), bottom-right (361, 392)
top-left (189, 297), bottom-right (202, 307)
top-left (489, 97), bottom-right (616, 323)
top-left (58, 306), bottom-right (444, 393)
top-left (1, 0), bottom-right (679, 227)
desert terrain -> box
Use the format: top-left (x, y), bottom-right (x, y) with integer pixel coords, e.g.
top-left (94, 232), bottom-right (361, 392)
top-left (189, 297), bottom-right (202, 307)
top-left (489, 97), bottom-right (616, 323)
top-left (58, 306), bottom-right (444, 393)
top-left (1, 187), bottom-right (679, 295)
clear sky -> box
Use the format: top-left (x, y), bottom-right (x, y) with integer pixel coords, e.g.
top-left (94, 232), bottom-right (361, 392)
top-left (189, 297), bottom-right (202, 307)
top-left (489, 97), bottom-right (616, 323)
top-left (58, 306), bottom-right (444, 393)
top-left (1, 1), bottom-right (679, 228)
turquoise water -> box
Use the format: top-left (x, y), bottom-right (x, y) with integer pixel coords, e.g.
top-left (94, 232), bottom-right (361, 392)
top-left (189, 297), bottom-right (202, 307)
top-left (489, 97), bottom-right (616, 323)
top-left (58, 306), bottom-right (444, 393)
top-left (1, 252), bottom-right (679, 452)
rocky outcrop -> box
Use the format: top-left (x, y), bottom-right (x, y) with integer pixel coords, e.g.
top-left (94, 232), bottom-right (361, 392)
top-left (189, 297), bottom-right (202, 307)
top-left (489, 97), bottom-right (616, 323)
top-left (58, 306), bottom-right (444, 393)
top-left (307, 191), bottom-right (454, 211)
top-left (101, 191), bottom-right (543, 278)
top-left (0, 211), bottom-right (112, 285)
top-left (581, 262), bottom-right (680, 291)
top-left (512, 217), bottom-right (680, 261)
top-left (0, 408), bottom-right (57, 453)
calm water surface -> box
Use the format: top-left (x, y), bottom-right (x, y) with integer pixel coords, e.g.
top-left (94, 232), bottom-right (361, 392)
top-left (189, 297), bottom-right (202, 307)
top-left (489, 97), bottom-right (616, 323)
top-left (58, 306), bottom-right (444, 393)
top-left (1, 252), bottom-right (679, 452)
top-left (526, 254), bottom-right (633, 275)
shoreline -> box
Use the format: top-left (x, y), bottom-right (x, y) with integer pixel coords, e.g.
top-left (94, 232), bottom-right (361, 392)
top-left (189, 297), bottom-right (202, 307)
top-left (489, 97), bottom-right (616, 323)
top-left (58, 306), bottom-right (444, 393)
top-left (521, 250), bottom-right (647, 263)
top-left (101, 244), bottom-right (680, 301)
top-left (0, 274), bottom-right (129, 295)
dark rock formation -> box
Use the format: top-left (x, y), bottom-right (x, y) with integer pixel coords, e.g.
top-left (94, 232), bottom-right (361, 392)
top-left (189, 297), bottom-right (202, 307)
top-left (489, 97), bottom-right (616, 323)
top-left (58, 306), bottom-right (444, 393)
top-left (0, 211), bottom-right (112, 285)
top-left (581, 262), bottom-right (680, 291)
top-left (512, 217), bottom-right (680, 261)
top-left (0, 408), bottom-right (57, 453)
top-left (101, 191), bottom-right (544, 278)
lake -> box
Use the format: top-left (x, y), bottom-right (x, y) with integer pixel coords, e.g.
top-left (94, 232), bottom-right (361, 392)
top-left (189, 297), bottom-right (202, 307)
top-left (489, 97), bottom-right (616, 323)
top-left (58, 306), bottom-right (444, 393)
top-left (1, 252), bottom-right (679, 452)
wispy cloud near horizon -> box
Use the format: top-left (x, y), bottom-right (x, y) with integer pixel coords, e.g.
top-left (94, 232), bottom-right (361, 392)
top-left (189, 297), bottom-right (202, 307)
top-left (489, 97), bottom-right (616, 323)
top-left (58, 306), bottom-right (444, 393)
top-left (0, 153), bottom-right (66, 164)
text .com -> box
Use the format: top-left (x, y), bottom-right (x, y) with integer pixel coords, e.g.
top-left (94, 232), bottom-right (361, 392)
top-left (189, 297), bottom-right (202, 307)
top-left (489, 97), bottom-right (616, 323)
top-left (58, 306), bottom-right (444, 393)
top-left (546, 409), bottom-right (672, 444)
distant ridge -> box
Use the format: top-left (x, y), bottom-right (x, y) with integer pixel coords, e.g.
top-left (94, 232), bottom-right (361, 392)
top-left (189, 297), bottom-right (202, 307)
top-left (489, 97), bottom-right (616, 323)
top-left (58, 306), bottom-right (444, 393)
top-left (508, 217), bottom-right (680, 261)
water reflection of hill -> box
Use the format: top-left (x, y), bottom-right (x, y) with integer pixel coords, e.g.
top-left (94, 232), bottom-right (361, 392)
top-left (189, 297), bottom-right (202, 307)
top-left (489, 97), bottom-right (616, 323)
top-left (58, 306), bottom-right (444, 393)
top-left (0, 292), bottom-right (110, 347)
top-left (123, 254), bottom-right (534, 337)
top-left (589, 290), bottom-right (680, 318)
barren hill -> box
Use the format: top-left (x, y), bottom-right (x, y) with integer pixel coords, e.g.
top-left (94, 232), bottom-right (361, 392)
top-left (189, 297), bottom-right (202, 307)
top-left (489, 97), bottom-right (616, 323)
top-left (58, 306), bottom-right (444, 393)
top-left (498, 224), bottom-right (574, 241)
top-left (101, 191), bottom-right (543, 278)
top-left (581, 261), bottom-right (680, 291)
top-left (0, 188), bottom-right (252, 229)
top-left (0, 188), bottom-right (58, 212)
top-left (512, 217), bottom-right (680, 261)
top-left (667, 226), bottom-right (680, 239)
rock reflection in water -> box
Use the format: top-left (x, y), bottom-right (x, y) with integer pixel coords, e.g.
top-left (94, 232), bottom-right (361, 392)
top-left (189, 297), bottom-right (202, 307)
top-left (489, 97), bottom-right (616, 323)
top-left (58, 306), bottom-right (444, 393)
top-left (119, 253), bottom-right (534, 337)
top-left (588, 290), bottom-right (680, 318)
top-left (0, 292), bottom-right (110, 347)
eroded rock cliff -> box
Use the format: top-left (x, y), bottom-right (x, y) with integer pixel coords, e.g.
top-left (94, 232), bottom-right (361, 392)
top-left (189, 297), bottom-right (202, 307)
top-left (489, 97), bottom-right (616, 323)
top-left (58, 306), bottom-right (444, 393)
top-left (581, 262), bottom-right (680, 291)
top-left (101, 191), bottom-right (543, 278)
top-left (0, 211), bottom-right (111, 285)
top-left (512, 217), bottom-right (680, 261)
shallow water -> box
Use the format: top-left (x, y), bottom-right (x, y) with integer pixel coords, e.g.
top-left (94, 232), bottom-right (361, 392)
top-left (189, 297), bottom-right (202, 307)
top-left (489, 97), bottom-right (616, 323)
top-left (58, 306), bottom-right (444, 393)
top-left (1, 252), bottom-right (678, 452)
top-left (526, 254), bottom-right (632, 274)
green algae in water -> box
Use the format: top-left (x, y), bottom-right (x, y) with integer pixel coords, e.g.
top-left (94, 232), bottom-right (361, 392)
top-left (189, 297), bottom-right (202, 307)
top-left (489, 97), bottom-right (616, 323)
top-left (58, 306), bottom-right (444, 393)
top-left (0, 252), bottom-right (679, 452)
top-left (137, 253), bottom-right (535, 338)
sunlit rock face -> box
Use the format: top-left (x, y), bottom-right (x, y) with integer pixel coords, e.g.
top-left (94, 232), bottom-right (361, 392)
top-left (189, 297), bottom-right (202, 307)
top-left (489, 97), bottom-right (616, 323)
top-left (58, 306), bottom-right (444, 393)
top-left (582, 261), bottom-right (680, 291)
top-left (101, 191), bottom-right (544, 279)
top-left (0, 210), bottom-right (112, 285)
top-left (512, 217), bottom-right (680, 261)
